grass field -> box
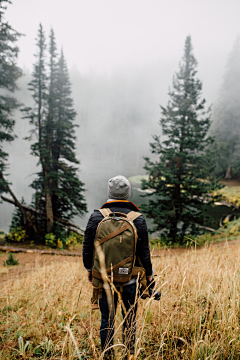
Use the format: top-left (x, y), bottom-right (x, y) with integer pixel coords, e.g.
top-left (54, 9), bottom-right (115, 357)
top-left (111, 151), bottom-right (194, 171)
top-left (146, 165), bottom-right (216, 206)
top-left (1, 241), bottom-right (240, 359)
top-left (214, 185), bottom-right (240, 207)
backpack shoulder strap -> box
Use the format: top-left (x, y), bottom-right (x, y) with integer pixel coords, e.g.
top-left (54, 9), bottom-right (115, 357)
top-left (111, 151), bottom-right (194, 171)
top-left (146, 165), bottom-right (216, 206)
top-left (98, 208), bottom-right (111, 218)
top-left (127, 211), bottom-right (142, 222)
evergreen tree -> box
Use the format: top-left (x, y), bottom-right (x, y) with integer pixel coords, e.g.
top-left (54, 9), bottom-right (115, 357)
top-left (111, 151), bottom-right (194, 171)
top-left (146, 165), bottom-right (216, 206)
top-left (142, 36), bottom-right (221, 244)
top-left (24, 26), bottom-right (87, 236)
top-left (0, 0), bottom-right (22, 192)
top-left (23, 24), bottom-right (48, 232)
top-left (211, 37), bottom-right (240, 178)
top-left (44, 29), bottom-right (58, 231)
top-left (52, 49), bottom-right (87, 220)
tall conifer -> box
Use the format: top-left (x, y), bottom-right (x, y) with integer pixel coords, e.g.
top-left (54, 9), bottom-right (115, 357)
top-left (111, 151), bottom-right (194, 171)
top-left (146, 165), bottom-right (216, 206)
top-left (44, 29), bottom-right (58, 231)
top-left (142, 36), bottom-right (220, 244)
top-left (52, 49), bottom-right (87, 220)
top-left (23, 24), bottom-right (48, 232)
top-left (24, 26), bottom-right (87, 235)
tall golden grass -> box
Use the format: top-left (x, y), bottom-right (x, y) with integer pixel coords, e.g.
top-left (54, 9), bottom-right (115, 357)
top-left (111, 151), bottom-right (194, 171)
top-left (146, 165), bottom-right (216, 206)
top-left (1, 242), bottom-right (240, 359)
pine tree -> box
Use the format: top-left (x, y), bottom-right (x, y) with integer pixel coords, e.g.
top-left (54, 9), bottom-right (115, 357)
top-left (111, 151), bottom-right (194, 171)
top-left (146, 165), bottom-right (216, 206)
top-left (211, 37), bottom-right (240, 178)
top-left (44, 29), bottom-right (58, 231)
top-left (142, 36), bottom-right (221, 244)
top-left (0, 0), bottom-right (22, 192)
top-left (23, 24), bottom-right (48, 233)
top-left (24, 26), bottom-right (87, 236)
top-left (52, 49), bottom-right (87, 220)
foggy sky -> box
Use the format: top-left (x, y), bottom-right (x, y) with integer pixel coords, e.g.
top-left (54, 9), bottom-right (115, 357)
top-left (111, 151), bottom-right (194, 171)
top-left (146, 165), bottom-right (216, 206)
top-left (7, 0), bottom-right (240, 103)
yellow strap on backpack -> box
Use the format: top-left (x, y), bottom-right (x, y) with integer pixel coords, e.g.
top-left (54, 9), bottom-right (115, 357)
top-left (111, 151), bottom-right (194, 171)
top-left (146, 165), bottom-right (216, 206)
top-left (127, 211), bottom-right (142, 222)
top-left (99, 208), bottom-right (112, 217)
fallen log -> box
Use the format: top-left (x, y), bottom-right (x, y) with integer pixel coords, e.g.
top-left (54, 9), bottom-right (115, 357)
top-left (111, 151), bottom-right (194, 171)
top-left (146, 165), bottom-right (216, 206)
top-left (0, 245), bottom-right (164, 257)
top-left (0, 245), bottom-right (82, 257)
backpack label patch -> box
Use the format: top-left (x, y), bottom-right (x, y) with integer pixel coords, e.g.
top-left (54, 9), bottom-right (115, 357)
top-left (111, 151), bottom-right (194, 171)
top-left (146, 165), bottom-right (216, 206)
top-left (119, 268), bottom-right (129, 275)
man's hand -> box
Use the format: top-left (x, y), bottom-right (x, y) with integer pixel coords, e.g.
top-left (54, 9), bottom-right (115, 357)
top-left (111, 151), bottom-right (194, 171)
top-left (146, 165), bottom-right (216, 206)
top-left (147, 276), bottom-right (155, 290)
top-left (87, 270), bottom-right (92, 284)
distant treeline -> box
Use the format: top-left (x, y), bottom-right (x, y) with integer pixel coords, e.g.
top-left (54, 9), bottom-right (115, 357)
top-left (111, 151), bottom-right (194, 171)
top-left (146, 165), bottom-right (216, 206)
top-left (211, 37), bottom-right (240, 179)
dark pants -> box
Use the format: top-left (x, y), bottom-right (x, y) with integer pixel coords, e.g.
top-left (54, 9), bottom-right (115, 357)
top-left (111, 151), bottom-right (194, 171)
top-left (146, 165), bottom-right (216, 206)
top-left (99, 282), bottom-right (138, 357)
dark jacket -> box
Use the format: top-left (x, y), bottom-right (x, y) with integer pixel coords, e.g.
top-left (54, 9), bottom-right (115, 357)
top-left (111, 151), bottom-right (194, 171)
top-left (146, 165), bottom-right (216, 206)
top-left (82, 200), bottom-right (153, 277)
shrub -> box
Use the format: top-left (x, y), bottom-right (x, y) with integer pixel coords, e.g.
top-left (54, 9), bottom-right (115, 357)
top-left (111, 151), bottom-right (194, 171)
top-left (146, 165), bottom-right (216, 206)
top-left (65, 232), bottom-right (84, 246)
top-left (45, 233), bottom-right (59, 248)
top-left (5, 227), bottom-right (27, 242)
top-left (45, 231), bottom-right (83, 249)
top-left (64, 233), bottom-right (78, 248)
top-left (3, 253), bottom-right (19, 266)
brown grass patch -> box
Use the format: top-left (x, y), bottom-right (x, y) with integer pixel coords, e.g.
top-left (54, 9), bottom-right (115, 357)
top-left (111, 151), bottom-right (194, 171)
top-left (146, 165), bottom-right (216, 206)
top-left (0, 243), bottom-right (240, 359)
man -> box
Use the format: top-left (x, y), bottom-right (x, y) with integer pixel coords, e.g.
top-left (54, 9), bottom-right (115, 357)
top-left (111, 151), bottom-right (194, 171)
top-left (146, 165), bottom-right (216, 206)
top-left (83, 175), bottom-right (153, 359)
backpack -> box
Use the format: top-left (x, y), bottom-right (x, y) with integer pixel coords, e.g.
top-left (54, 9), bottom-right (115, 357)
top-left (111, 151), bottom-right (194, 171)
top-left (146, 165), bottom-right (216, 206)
top-left (91, 208), bottom-right (149, 309)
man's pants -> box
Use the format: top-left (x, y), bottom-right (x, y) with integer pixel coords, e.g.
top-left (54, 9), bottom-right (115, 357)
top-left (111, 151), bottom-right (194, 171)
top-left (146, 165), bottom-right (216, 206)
top-left (99, 282), bottom-right (138, 357)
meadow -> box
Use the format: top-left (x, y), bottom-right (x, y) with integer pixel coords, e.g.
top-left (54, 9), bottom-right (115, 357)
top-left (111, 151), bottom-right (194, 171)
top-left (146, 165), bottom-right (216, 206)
top-left (0, 241), bottom-right (240, 360)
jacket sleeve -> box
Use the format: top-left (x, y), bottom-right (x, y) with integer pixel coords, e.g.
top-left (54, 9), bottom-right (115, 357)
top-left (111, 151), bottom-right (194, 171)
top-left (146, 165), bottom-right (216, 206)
top-left (82, 213), bottom-right (98, 271)
top-left (135, 216), bottom-right (153, 277)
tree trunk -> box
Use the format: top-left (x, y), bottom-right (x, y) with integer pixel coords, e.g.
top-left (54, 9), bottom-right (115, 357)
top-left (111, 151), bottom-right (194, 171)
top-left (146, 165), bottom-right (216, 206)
top-left (225, 165), bottom-right (232, 180)
top-left (45, 191), bottom-right (54, 233)
top-left (45, 169), bottom-right (54, 233)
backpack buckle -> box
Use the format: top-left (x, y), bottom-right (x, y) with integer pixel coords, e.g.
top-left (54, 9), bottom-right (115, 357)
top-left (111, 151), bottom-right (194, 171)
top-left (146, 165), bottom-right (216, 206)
top-left (111, 211), bottom-right (121, 221)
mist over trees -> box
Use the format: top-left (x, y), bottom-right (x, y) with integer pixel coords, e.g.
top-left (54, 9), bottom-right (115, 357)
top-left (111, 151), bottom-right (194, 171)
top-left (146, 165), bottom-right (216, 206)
top-left (211, 37), bottom-right (240, 179)
top-left (141, 36), bottom-right (221, 244)
top-left (0, 58), bottom-right (162, 233)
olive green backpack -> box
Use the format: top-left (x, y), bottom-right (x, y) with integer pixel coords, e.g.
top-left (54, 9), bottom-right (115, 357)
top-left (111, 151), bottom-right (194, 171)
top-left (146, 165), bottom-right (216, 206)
top-left (91, 208), bottom-right (149, 309)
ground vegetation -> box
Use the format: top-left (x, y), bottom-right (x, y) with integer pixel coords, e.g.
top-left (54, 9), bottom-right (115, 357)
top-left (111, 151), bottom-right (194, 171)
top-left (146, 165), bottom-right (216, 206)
top-left (0, 243), bottom-right (240, 359)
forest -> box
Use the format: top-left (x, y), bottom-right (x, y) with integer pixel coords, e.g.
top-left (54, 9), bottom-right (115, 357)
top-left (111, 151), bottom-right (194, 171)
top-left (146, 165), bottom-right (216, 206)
top-left (1, 0), bottom-right (240, 248)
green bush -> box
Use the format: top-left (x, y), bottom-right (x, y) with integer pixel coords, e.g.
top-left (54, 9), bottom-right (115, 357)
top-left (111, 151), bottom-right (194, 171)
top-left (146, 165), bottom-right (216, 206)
top-left (3, 253), bottom-right (19, 266)
top-left (65, 232), bottom-right (83, 248)
top-left (5, 227), bottom-right (27, 242)
top-left (45, 233), bottom-right (58, 248)
top-left (45, 231), bottom-right (83, 249)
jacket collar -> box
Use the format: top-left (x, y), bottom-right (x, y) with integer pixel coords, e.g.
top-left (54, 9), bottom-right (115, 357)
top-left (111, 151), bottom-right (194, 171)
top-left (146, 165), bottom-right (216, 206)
top-left (100, 200), bottom-right (140, 211)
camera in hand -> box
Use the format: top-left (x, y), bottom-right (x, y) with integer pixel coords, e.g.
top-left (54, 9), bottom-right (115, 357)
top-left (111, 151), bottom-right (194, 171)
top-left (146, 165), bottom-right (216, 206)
top-left (149, 288), bottom-right (161, 301)
top-left (147, 276), bottom-right (161, 301)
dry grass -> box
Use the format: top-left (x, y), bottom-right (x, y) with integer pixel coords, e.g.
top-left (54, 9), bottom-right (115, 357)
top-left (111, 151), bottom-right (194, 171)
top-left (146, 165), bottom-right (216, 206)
top-left (1, 243), bottom-right (240, 359)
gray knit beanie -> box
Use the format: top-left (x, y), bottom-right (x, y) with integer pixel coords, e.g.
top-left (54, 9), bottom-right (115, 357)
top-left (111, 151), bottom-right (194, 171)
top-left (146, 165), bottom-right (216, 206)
top-left (107, 175), bottom-right (131, 200)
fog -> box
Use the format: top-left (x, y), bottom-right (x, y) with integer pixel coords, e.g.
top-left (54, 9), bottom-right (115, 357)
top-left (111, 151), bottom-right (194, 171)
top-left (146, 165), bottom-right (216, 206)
top-left (0, 0), bottom-right (239, 232)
